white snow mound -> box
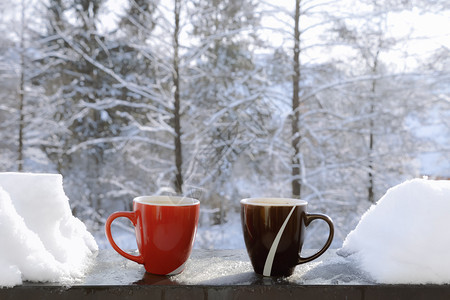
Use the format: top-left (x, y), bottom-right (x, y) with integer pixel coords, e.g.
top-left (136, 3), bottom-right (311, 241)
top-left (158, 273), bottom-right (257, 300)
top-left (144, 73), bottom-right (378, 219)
top-left (0, 172), bottom-right (98, 287)
top-left (340, 178), bottom-right (450, 284)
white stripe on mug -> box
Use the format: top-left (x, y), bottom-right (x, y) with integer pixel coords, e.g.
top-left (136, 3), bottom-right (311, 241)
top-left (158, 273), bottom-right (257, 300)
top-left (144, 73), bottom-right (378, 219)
top-left (263, 205), bottom-right (297, 276)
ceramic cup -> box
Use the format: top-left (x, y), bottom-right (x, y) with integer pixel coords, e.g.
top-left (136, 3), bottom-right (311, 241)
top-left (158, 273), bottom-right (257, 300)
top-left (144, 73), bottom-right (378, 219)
top-left (241, 198), bottom-right (334, 277)
top-left (105, 196), bottom-right (200, 275)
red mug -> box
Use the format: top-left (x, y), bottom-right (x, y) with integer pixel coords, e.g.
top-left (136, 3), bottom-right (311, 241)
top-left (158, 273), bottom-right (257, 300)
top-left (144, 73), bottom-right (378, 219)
top-left (105, 196), bottom-right (200, 275)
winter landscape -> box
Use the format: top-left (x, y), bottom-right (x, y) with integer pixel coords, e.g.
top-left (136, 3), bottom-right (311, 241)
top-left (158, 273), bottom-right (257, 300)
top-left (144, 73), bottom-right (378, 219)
top-left (0, 0), bottom-right (449, 287)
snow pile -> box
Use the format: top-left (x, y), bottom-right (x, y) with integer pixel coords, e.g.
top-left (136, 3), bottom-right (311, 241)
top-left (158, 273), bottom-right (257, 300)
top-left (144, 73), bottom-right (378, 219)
top-left (340, 178), bottom-right (450, 284)
top-left (0, 172), bottom-right (98, 287)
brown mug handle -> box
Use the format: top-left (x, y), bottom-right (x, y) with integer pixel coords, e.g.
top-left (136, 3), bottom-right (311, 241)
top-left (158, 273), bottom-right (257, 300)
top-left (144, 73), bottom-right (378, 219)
top-left (298, 213), bottom-right (334, 264)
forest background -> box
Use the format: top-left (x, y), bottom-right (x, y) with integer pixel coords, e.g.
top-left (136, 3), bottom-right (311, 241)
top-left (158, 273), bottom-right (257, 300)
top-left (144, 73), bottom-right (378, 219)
top-left (0, 0), bottom-right (449, 249)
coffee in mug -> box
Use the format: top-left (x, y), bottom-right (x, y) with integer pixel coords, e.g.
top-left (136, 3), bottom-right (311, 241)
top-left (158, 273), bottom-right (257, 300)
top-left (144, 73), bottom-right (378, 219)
top-left (241, 198), bottom-right (334, 277)
top-left (105, 196), bottom-right (200, 275)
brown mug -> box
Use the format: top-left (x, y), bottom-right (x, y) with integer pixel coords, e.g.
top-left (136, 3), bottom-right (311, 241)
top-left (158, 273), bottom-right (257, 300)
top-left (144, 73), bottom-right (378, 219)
top-left (241, 198), bottom-right (334, 277)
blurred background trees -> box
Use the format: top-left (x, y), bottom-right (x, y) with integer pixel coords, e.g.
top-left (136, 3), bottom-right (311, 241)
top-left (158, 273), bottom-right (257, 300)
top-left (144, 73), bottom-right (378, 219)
top-left (0, 0), bottom-right (448, 248)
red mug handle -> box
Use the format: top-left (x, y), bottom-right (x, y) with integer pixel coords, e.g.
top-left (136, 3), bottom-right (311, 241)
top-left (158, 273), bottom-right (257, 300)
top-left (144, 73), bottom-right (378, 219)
top-left (298, 213), bottom-right (334, 264)
top-left (105, 211), bottom-right (144, 264)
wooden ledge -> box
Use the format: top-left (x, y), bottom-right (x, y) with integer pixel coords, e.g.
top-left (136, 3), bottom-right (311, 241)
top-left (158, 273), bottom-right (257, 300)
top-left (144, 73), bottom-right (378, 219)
top-left (1, 249), bottom-right (450, 300)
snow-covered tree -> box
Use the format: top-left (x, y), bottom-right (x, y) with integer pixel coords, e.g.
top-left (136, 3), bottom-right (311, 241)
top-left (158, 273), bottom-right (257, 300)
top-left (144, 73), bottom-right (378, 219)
top-left (0, 0), bottom-right (58, 173)
top-left (184, 0), bottom-right (275, 222)
top-left (260, 0), bottom-right (349, 200)
top-left (330, 0), bottom-right (437, 202)
top-left (0, 3), bottom-right (18, 171)
top-left (35, 0), bottom-right (160, 216)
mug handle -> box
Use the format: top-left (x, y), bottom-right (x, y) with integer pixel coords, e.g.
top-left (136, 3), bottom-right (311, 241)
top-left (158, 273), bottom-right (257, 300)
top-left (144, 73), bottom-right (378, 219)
top-left (105, 211), bottom-right (144, 264)
top-left (298, 213), bottom-right (334, 264)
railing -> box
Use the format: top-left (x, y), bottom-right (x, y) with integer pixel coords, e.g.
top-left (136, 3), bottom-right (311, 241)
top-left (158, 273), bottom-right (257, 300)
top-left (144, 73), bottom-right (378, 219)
top-left (2, 249), bottom-right (450, 300)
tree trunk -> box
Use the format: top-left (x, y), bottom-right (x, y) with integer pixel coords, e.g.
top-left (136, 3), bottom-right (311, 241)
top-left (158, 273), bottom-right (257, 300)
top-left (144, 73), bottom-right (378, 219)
top-left (173, 0), bottom-right (183, 194)
top-left (291, 0), bottom-right (301, 198)
top-left (18, 70), bottom-right (25, 172)
top-left (368, 49), bottom-right (380, 203)
top-left (368, 104), bottom-right (374, 203)
top-left (17, 0), bottom-right (26, 172)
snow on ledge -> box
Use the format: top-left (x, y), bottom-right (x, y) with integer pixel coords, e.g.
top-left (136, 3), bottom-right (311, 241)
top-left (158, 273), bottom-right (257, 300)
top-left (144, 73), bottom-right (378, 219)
top-left (0, 172), bottom-right (98, 287)
top-left (339, 178), bottom-right (450, 284)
